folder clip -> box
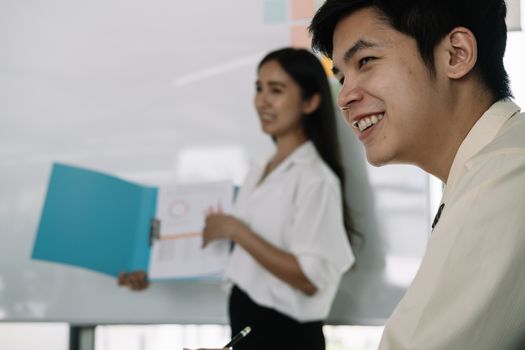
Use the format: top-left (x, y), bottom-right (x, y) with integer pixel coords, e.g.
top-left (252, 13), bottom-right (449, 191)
top-left (149, 218), bottom-right (161, 246)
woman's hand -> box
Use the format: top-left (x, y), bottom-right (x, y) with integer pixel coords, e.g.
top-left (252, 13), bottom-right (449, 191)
top-left (202, 213), bottom-right (247, 248)
top-left (118, 270), bottom-right (149, 291)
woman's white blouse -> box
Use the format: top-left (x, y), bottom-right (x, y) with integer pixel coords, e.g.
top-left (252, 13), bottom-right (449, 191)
top-left (224, 141), bottom-right (355, 322)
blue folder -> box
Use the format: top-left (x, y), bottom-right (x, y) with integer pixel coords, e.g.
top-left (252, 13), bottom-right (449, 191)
top-left (32, 163), bottom-right (158, 277)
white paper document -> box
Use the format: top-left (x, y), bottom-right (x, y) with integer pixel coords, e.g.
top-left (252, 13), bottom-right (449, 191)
top-left (148, 181), bottom-right (234, 280)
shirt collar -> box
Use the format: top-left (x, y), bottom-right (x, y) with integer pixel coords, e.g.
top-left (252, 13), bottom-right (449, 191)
top-left (444, 99), bottom-right (521, 196)
top-left (284, 140), bottom-right (318, 165)
top-left (256, 140), bottom-right (317, 164)
top-left (254, 140), bottom-right (318, 180)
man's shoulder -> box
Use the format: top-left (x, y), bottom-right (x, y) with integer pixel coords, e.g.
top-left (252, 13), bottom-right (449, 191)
top-left (478, 110), bottom-right (525, 157)
top-left (456, 112), bottom-right (525, 193)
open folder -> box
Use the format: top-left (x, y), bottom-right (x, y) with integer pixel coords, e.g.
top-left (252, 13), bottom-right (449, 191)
top-left (32, 163), bottom-right (234, 280)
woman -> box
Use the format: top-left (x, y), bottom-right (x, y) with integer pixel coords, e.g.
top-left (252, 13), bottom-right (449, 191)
top-left (122, 48), bottom-right (356, 350)
top-left (201, 47), bottom-right (356, 350)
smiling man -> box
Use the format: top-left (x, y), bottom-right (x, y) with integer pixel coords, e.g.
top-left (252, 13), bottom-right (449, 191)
top-left (310, 1), bottom-right (525, 349)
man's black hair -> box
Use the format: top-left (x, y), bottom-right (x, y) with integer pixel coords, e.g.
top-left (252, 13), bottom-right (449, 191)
top-left (309, 0), bottom-right (512, 100)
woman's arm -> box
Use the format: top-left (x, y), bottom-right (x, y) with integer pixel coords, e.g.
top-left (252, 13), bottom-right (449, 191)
top-left (203, 214), bottom-right (317, 295)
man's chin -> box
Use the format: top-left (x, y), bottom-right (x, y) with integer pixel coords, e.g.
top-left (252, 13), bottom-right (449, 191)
top-left (365, 153), bottom-right (389, 167)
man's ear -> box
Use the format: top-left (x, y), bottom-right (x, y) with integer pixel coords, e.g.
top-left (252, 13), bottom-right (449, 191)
top-left (443, 27), bottom-right (478, 79)
top-left (302, 93), bottom-right (321, 114)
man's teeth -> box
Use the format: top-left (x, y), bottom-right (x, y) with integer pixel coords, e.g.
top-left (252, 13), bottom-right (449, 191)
top-left (261, 114), bottom-right (274, 121)
top-left (352, 114), bottom-right (384, 132)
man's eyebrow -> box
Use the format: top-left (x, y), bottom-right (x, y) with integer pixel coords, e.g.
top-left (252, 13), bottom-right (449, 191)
top-left (332, 39), bottom-right (379, 75)
top-left (344, 39), bottom-right (378, 62)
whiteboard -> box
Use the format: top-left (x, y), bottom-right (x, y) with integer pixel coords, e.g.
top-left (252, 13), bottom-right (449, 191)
top-left (0, 0), bottom-right (431, 325)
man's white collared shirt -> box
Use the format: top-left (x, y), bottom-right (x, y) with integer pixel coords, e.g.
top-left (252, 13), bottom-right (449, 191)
top-left (380, 100), bottom-right (525, 349)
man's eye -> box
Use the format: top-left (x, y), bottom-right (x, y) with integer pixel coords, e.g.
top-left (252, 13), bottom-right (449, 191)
top-left (358, 56), bottom-right (375, 68)
top-left (338, 77), bottom-right (345, 85)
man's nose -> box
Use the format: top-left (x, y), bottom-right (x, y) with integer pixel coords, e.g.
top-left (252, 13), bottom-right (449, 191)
top-left (337, 80), bottom-right (363, 110)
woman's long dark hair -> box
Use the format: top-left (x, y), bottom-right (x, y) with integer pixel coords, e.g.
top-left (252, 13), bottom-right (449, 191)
top-left (258, 47), bottom-right (357, 244)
